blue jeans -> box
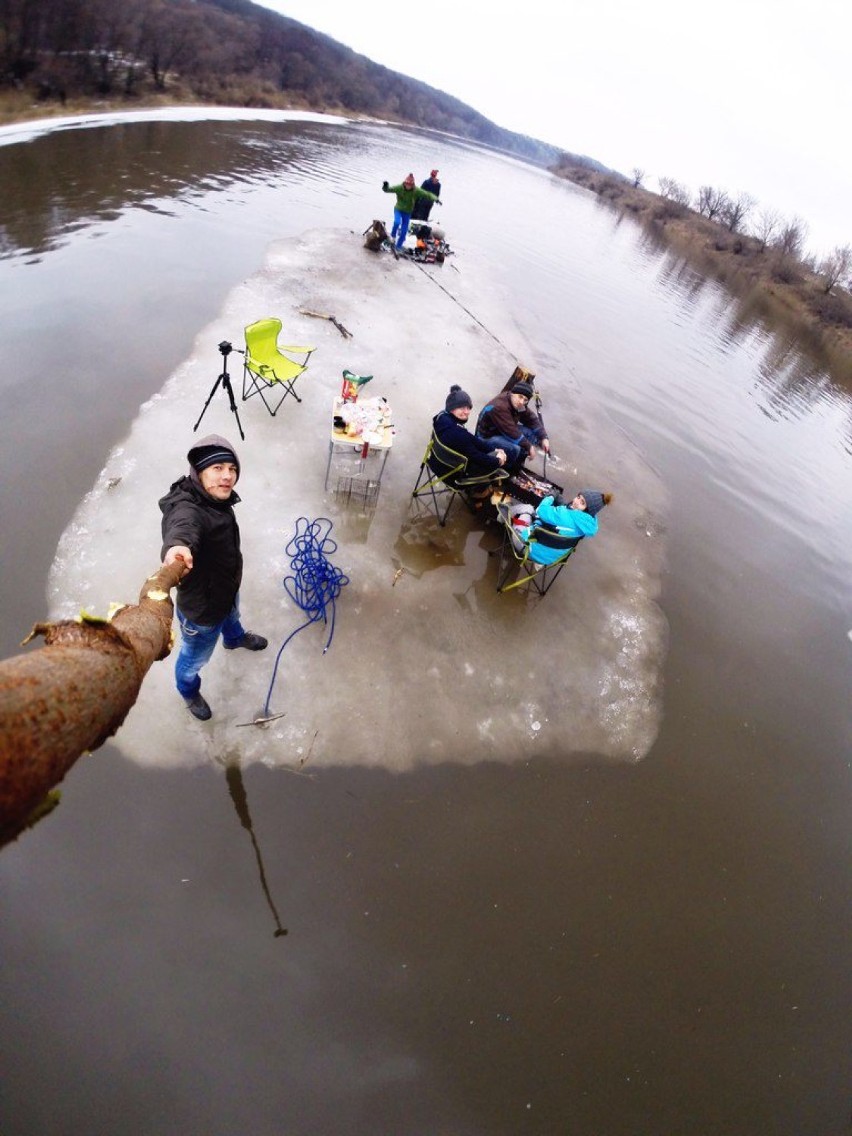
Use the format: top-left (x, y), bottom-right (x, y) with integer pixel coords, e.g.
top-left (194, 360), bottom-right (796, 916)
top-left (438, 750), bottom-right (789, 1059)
top-left (391, 208), bottom-right (411, 248)
top-left (174, 601), bottom-right (245, 698)
top-left (477, 425), bottom-right (544, 470)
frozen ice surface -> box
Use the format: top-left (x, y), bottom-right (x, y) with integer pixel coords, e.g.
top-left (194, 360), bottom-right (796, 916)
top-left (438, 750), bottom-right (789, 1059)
top-left (0, 107), bottom-right (350, 148)
top-left (49, 229), bottom-right (668, 771)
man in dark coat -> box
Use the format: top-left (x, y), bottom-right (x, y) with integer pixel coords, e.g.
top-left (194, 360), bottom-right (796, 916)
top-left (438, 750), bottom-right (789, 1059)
top-left (160, 434), bottom-right (267, 720)
top-left (476, 381), bottom-right (550, 471)
top-left (433, 385), bottom-right (507, 479)
top-left (412, 169), bottom-right (442, 221)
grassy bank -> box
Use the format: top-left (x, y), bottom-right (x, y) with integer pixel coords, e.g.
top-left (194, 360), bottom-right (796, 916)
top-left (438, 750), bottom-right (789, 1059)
top-left (0, 84), bottom-right (327, 128)
top-left (0, 86), bottom-right (185, 126)
top-left (555, 163), bottom-right (852, 384)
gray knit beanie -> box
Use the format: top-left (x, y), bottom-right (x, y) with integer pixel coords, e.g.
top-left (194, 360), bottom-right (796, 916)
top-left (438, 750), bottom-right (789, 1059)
top-left (580, 490), bottom-right (605, 517)
top-left (188, 433), bottom-right (241, 482)
top-left (446, 384), bottom-right (473, 413)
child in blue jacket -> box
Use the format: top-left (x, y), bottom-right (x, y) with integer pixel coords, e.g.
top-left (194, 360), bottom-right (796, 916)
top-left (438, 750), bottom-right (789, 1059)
top-left (510, 490), bottom-right (611, 565)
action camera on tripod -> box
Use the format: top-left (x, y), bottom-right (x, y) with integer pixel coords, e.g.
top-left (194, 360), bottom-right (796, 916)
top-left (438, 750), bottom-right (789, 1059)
top-left (193, 340), bottom-right (245, 440)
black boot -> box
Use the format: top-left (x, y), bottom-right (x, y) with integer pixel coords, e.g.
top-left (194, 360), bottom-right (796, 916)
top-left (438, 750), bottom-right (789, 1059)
top-left (224, 632), bottom-right (268, 651)
top-left (184, 692), bottom-right (212, 721)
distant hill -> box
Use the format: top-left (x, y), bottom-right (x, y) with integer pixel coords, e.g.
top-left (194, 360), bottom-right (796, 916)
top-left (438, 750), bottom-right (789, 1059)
top-left (1, 0), bottom-right (614, 174)
top-left (200, 0), bottom-right (582, 167)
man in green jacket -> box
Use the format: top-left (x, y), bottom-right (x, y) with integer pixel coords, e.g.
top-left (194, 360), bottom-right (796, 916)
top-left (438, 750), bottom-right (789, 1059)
top-left (382, 173), bottom-right (439, 249)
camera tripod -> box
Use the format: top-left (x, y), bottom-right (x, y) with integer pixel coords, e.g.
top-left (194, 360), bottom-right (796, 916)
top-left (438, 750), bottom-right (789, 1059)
top-left (193, 340), bottom-right (245, 440)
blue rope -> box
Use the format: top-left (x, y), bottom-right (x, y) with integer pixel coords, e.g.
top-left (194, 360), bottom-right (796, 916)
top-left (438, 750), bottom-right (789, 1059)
top-left (263, 517), bottom-right (349, 716)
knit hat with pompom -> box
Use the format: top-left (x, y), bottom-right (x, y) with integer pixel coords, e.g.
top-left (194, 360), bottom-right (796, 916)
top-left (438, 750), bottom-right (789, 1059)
top-left (445, 384), bottom-right (473, 413)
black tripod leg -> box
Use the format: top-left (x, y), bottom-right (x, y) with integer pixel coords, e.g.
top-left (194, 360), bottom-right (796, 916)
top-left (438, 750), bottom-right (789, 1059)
top-left (193, 349), bottom-right (245, 439)
top-left (222, 371), bottom-right (245, 441)
top-left (193, 374), bottom-right (223, 433)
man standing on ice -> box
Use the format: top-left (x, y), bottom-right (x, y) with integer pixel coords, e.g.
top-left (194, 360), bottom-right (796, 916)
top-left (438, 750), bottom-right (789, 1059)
top-left (160, 434), bottom-right (267, 721)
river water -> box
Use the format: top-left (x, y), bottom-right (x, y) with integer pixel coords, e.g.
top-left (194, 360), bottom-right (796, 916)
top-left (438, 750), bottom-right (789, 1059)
top-left (0, 110), bottom-right (850, 1135)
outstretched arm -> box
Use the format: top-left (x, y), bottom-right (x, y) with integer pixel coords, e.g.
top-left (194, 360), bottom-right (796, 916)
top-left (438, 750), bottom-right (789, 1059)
top-left (161, 498), bottom-right (203, 569)
top-left (164, 545), bottom-right (193, 571)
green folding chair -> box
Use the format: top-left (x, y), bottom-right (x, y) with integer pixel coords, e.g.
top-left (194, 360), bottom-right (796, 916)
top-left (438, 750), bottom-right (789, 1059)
top-left (411, 430), bottom-right (508, 526)
top-left (242, 317), bottom-right (316, 415)
top-left (494, 504), bottom-right (582, 594)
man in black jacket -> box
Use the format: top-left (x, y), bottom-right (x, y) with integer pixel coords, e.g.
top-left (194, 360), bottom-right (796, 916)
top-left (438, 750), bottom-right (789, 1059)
top-left (433, 385), bottom-right (507, 478)
top-left (160, 434), bottom-right (267, 721)
top-left (412, 169), bottom-right (441, 221)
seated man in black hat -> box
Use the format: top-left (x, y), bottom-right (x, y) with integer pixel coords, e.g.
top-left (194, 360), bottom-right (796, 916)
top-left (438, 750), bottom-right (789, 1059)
top-left (475, 380), bottom-right (550, 471)
top-left (433, 384), bottom-right (508, 483)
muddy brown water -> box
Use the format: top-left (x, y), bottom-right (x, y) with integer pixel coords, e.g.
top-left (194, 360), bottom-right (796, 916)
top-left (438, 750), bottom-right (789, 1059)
top-left (0, 113), bottom-right (849, 1135)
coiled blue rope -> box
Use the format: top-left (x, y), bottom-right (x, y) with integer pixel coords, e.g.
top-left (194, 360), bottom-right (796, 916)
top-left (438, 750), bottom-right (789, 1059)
top-left (263, 517), bottom-right (349, 716)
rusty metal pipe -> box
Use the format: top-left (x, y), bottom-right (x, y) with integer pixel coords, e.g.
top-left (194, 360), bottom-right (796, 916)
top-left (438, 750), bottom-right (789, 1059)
top-left (0, 561), bottom-right (186, 845)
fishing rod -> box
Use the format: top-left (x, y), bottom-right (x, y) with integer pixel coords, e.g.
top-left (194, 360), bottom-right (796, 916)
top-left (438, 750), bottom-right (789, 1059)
top-left (406, 259), bottom-right (555, 480)
top-left (534, 387), bottom-right (550, 480)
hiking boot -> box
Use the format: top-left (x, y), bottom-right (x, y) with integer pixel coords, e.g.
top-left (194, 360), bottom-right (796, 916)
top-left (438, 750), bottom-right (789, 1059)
top-left (223, 631), bottom-right (268, 652)
top-left (184, 692), bottom-right (212, 721)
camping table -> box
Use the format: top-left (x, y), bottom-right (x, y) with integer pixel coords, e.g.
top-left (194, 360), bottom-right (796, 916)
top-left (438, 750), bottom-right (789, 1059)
top-left (324, 396), bottom-right (394, 496)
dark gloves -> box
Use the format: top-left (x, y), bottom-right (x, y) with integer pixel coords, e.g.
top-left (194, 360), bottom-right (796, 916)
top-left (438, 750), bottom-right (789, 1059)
top-left (382, 180), bottom-right (389, 191)
top-left (551, 493), bottom-right (565, 508)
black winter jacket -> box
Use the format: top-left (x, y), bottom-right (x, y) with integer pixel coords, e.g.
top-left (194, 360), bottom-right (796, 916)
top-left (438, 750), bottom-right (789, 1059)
top-left (159, 476), bottom-right (243, 624)
top-left (432, 410), bottom-right (503, 475)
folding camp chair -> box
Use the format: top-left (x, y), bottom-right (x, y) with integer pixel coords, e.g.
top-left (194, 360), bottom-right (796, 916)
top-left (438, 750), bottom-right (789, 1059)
top-left (241, 317), bottom-right (316, 416)
top-left (494, 503), bottom-right (582, 594)
top-left (411, 430), bottom-right (508, 526)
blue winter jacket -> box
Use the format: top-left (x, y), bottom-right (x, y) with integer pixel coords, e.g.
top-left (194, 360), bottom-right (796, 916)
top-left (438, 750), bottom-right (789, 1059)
top-left (519, 495), bottom-right (598, 564)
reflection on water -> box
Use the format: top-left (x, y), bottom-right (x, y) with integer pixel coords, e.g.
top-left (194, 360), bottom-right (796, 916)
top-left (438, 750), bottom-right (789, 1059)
top-left (626, 221), bottom-right (852, 486)
top-left (223, 761), bottom-right (289, 939)
top-left (636, 212), bottom-right (852, 390)
top-left (755, 338), bottom-right (839, 419)
top-left (392, 513), bottom-right (471, 575)
top-left (0, 118), bottom-right (350, 260)
top-left (648, 237), bottom-right (713, 312)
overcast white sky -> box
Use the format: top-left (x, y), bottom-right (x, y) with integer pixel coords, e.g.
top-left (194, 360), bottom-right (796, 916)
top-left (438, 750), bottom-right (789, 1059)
top-left (256, 0), bottom-right (849, 258)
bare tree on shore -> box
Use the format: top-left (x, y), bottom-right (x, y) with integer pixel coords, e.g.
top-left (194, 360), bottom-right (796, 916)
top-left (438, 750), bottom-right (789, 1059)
top-left (720, 192), bottom-right (756, 234)
top-left (774, 216), bottom-right (809, 261)
top-left (818, 245), bottom-right (852, 293)
top-left (753, 207), bottom-right (782, 251)
top-left (696, 185), bottom-right (730, 223)
top-left (631, 167), bottom-right (645, 188)
top-left (658, 176), bottom-right (691, 207)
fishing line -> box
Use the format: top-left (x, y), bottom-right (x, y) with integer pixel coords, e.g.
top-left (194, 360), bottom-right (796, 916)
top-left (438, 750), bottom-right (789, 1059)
top-left (408, 258), bottom-right (560, 481)
top-left (411, 259), bottom-right (519, 359)
top-left (261, 517), bottom-right (349, 719)
top-left (411, 262), bottom-right (559, 477)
